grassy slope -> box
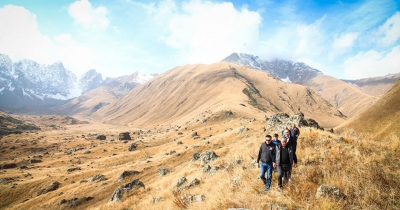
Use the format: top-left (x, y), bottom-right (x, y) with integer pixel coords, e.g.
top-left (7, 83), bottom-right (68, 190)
top-left (0, 111), bottom-right (399, 210)
top-left (337, 80), bottom-right (400, 138)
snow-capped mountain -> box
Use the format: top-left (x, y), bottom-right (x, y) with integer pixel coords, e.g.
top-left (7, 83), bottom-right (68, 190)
top-left (222, 52), bottom-right (321, 84)
top-left (79, 69), bottom-right (103, 93)
top-left (0, 53), bottom-right (155, 112)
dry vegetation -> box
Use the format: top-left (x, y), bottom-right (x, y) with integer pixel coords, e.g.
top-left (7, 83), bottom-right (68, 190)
top-left (1, 111), bottom-right (399, 210)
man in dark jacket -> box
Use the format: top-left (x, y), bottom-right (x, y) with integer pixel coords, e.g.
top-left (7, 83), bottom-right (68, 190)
top-left (276, 137), bottom-right (297, 189)
top-left (290, 124), bottom-right (300, 153)
top-left (257, 135), bottom-right (276, 192)
top-left (284, 128), bottom-right (297, 153)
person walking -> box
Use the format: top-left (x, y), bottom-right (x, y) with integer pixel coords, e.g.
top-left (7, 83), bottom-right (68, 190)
top-left (276, 137), bottom-right (297, 189)
top-left (283, 128), bottom-right (297, 153)
top-left (272, 133), bottom-right (281, 145)
top-left (257, 135), bottom-right (276, 192)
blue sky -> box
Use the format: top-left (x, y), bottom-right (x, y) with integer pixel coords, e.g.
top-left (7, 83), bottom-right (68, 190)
top-left (0, 0), bottom-right (399, 79)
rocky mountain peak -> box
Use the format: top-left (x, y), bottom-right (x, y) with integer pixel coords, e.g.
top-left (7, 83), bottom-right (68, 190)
top-left (79, 69), bottom-right (103, 94)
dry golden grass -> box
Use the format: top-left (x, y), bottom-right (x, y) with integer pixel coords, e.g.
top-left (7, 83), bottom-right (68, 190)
top-left (1, 111), bottom-right (399, 210)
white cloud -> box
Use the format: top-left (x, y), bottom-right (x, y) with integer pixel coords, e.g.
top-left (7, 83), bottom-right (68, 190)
top-left (343, 45), bottom-right (400, 79)
top-left (157, 0), bottom-right (262, 64)
top-left (68, 0), bottom-right (109, 30)
top-left (329, 32), bottom-right (359, 59)
top-left (0, 5), bottom-right (97, 78)
top-left (376, 12), bottom-right (400, 47)
top-left (0, 5), bottom-right (55, 63)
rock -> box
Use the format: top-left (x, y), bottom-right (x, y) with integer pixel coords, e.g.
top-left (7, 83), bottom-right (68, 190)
top-left (210, 166), bottom-right (220, 174)
top-left (188, 178), bottom-right (200, 188)
top-left (202, 165), bottom-right (211, 173)
top-left (193, 136), bottom-right (200, 140)
top-left (96, 135), bottom-right (106, 140)
top-left (176, 177), bottom-right (187, 188)
top-left (67, 167), bottom-right (81, 173)
top-left (67, 197), bottom-right (94, 208)
top-left (153, 197), bottom-right (163, 203)
top-left (335, 136), bottom-right (344, 141)
top-left (177, 141), bottom-right (183, 145)
top-left (118, 132), bottom-right (131, 140)
top-left (0, 178), bottom-right (15, 184)
top-left (128, 143), bottom-right (137, 151)
top-left (37, 181), bottom-right (60, 196)
top-left (192, 194), bottom-right (205, 202)
top-left (58, 199), bottom-right (66, 205)
top-left (265, 203), bottom-right (288, 210)
top-left (227, 208), bottom-right (250, 210)
top-left (118, 170), bottom-right (139, 182)
top-left (19, 166), bottom-right (28, 169)
top-left (315, 185), bottom-right (340, 200)
top-left (199, 150), bottom-right (219, 165)
top-left (82, 150), bottom-right (91, 154)
top-left (237, 126), bottom-right (248, 134)
top-left (158, 168), bottom-right (169, 176)
top-left (191, 152), bottom-right (200, 161)
top-left (1, 163), bottom-right (17, 169)
top-left (109, 178), bottom-right (145, 203)
top-left (65, 150), bottom-right (72, 155)
top-left (29, 159), bottom-right (42, 164)
top-left (91, 174), bottom-right (107, 182)
top-left (224, 110), bottom-right (233, 115)
top-left (178, 132), bottom-right (183, 135)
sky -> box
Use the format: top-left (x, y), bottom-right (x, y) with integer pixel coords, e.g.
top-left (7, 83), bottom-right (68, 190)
top-left (0, 0), bottom-right (399, 80)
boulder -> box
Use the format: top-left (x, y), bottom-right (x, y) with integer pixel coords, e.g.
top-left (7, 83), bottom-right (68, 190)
top-left (176, 177), bottom-right (187, 188)
top-left (199, 150), bottom-right (219, 165)
top-left (37, 181), bottom-right (60, 196)
top-left (237, 126), bottom-right (248, 134)
top-left (128, 143), bottom-right (137, 151)
top-left (96, 135), bottom-right (106, 140)
top-left (1, 163), bottom-right (17, 169)
top-left (315, 185), bottom-right (340, 200)
top-left (158, 168), bottom-right (169, 176)
top-left (67, 167), bottom-right (81, 173)
top-left (67, 197), bottom-right (94, 208)
top-left (29, 159), bottom-right (42, 164)
top-left (118, 170), bottom-right (139, 182)
top-left (191, 152), bottom-right (200, 161)
top-left (82, 150), bottom-right (91, 154)
top-left (188, 178), bottom-right (200, 188)
top-left (109, 178), bottom-right (145, 203)
top-left (118, 132), bottom-right (131, 140)
top-left (91, 174), bottom-right (107, 182)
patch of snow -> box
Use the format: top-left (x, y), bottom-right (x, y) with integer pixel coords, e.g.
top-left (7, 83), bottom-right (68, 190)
top-left (281, 76), bottom-right (292, 83)
top-left (136, 72), bottom-right (154, 84)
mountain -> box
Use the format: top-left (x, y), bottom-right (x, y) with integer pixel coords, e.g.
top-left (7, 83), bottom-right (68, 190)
top-left (79, 69), bottom-right (103, 93)
top-left (0, 54), bottom-right (79, 111)
top-left (57, 71), bottom-right (156, 116)
top-left (222, 52), bottom-right (382, 118)
top-left (342, 73), bottom-right (400, 96)
top-left (336, 80), bottom-right (400, 138)
top-left (0, 53), bottom-right (154, 113)
top-left (93, 62), bottom-right (345, 128)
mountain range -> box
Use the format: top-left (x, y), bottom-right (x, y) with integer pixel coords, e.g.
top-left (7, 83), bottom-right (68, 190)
top-left (0, 53), bottom-right (155, 113)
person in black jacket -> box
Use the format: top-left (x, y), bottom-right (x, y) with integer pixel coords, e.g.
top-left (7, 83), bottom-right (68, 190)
top-left (275, 137), bottom-right (297, 189)
top-left (257, 135), bottom-right (276, 192)
top-left (283, 128), bottom-right (297, 153)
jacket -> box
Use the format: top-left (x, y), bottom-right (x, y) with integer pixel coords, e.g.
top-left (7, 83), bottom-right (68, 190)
top-left (291, 127), bottom-right (300, 138)
top-left (257, 142), bottom-right (276, 163)
top-left (275, 144), bottom-right (297, 166)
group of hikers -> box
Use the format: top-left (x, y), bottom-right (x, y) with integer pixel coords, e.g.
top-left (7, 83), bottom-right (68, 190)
top-left (257, 124), bottom-right (300, 192)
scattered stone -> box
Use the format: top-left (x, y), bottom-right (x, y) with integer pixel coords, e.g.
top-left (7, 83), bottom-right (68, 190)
top-left (1, 163), bottom-right (17, 169)
top-left (82, 150), bottom-right (91, 154)
top-left (191, 152), bottom-right (200, 161)
top-left (58, 199), bottom-right (66, 205)
top-left (65, 150), bottom-right (72, 155)
top-left (37, 181), bottom-right (60, 196)
top-left (202, 165), bottom-right (211, 173)
top-left (153, 197), bottom-right (163, 203)
top-left (199, 150), bottom-right (219, 165)
top-left (96, 135), bottom-right (106, 140)
top-left (91, 174), bottom-right (107, 182)
top-left (315, 185), bottom-right (340, 200)
top-left (118, 132), bottom-right (131, 140)
top-left (192, 194), bottom-right (205, 202)
top-left (67, 197), bottom-right (94, 208)
top-left (237, 126), bottom-right (248, 134)
top-left (67, 167), bottom-right (81, 173)
top-left (191, 131), bottom-right (198, 137)
top-left (176, 177), bottom-right (187, 188)
top-left (335, 136), bottom-right (344, 141)
top-left (158, 168), bottom-right (169, 176)
top-left (0, 178), bottom-right (15, 184)
top-left (249, 118), bottom-right (256, 122)
top-left (177, 141), bottom-right (183, 145)
top-left (128, 143), bottom-right (137, 151)
top-left (188, 178), bottom-right (200, 188)
top-left (227, 208), bottom-right (250, 210)
top-left (193, 136), bottom-right (200, 140)
top-left (178, 132), bottom-right (183, 135)
top-left (169, 150), bottom-right (176, 155)
top-left (109, 178), bottom-right (145, 202)
top-left (118, 170), bottom-right (139, 182)
top-left (210, 166), bottom-right (220, 174)
top-left (19, 166), bottom-right (28, 169)
top-left (80, 179), bottom-right (88, 183)
top-left (224, 110), bottom-right (233, 115)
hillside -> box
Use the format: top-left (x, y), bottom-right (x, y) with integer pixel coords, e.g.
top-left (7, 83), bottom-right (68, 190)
top-left (93, 62), bottom-right (345, 128)
top-left (336, 80), bottom-right (400, 138)
top-left (222, 53), bottom-right (382, 118)
top-left (342, 73), bottom-right (400, 96)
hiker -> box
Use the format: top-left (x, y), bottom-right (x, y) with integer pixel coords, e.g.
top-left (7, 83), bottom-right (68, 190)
top-left (276, 137), bottom-right (297, 189)
top-left (283, 128), bottom-right (297, 153)
top-left (257, 134), bottom-right (276, 192)
top-left (281, 126), bottom-right (290, 137)
top-left (290, 124), bottom-right (300, 152)
top-left (272, 133), bottom-right (281, 145)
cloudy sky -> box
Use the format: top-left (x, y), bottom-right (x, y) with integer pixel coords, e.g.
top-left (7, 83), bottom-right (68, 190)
top-left (0, 0), bottom-right (399, 79)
